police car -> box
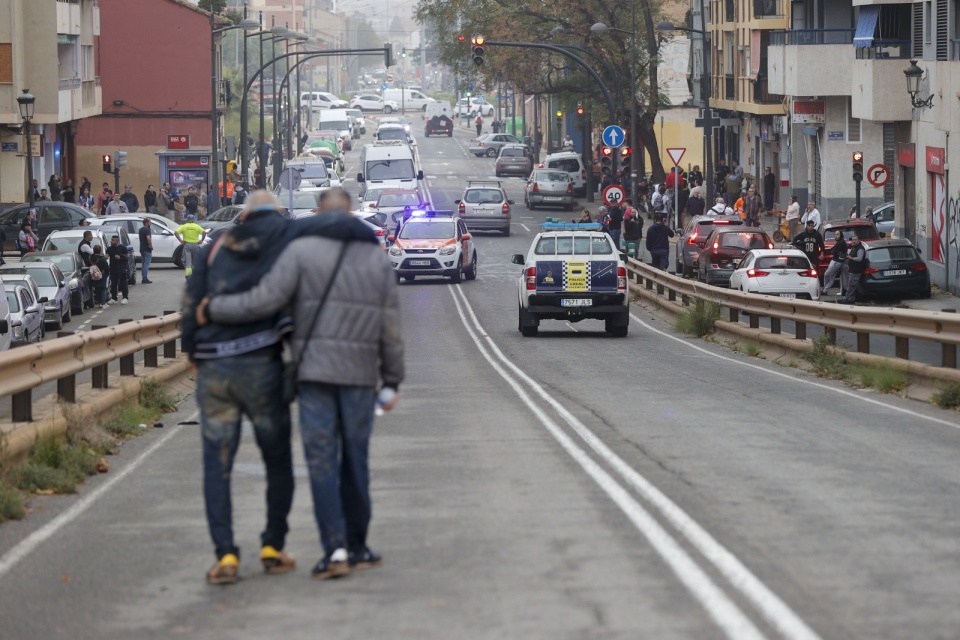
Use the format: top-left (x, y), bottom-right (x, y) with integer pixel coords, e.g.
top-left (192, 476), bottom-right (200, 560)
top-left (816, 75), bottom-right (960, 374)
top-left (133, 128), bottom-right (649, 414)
top-left (512, 221), bottom-right (629, 337)
top-left (388, 211), bottom-right (478, 283)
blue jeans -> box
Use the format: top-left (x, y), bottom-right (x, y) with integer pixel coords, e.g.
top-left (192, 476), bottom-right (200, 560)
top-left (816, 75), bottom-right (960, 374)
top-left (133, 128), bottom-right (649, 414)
top-left (197, 353), bottom-right (293, 559)
top-left (140, 250), bottom-right (152, 282)
top-left (651, 250), bottom-right (670, 270)
top-left (298, 383), bottom-right (376, 556)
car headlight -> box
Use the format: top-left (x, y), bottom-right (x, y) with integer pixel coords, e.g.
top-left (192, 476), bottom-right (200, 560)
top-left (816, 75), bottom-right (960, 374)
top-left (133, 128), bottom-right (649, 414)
top-left (12, 324), bottom-right (23, 338)
top-left (438, 245), bottom-right (458, 256)
top-left (389, 247), bottom-right (402, 257)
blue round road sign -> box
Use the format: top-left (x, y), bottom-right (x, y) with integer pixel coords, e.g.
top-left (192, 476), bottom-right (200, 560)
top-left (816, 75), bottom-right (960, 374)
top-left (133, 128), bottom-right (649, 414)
top-left (380, 82), bottom-right (388, 90)
top-left (602, 125), bottom-right (626, 148)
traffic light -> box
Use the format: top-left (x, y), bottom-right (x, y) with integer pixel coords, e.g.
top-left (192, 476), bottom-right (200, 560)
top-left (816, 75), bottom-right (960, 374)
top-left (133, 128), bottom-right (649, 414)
top-left (401, 47), bottom-right (407, 58)
top-left (618, 146), bottom-right (632, 172)
top-left (576, 105), bottom-right (584, 117)
top-left (852, 151), bottom-right (864, 183)
top-left (555, 110), bottom-right (562, 126)
top-left (600, 146), bottom-right (613, 176)
top-left (471, 36), bottom-right (485, 66)
top-left (116, 150), bottom-right (128, 168)
top-left (457, 34), bottom-right (466, 43)
top-left (384, 42), bottom-right (395, 68)
top-left (101, 154), bottom-right (112, 173)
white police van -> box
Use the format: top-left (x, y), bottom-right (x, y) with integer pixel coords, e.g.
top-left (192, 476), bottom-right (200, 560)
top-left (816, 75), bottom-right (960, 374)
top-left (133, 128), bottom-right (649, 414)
top-left (512, 221), bottom-right (629, 337)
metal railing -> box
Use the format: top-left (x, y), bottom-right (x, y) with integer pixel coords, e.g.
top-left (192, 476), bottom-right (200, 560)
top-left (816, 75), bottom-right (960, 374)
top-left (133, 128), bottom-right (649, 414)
top-left (769, 29), bottom-right (855, 46)
top-left (58, 77), bottom-right (82, 91)
top-left (624, 259), bottom-right (960, 368)
top-left (752, 77), bottom-right (781, 105)
top-left (855, 40), bottom-right (912, 60)
top-left (0, 313), bottom-right (182, 422)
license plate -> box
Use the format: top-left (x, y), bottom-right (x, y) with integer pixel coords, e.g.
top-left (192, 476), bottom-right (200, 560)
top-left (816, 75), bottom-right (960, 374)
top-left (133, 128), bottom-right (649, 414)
top-left (779, 293), bottom-right (797, 299)
top-left (884, 269), bottom-right (907, 276)
top-left (544, 197), bottom-right (562, 201)
top-left (561, 299), bottom-right (592, 307)
top-left (409, 260), bottom-right (431, 266)
top-left (476, 209), bottom-right (490, 214)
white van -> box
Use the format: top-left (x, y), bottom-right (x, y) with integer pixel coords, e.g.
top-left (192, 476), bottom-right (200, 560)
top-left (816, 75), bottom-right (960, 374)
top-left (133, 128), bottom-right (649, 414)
top-left (357, 141), bottom-right (424, 197)
top-left (543, 151), bottom-right (588, 197)
top-left (301, 91), bottom-right (348, 110)
top-left (316, 109), bottom-right (354, 151)
top-left (382, 88), bottom-right (436, 111)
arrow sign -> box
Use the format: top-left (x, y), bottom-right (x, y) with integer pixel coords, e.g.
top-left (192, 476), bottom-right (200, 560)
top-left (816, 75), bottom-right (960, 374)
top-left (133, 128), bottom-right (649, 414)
top-left (602, 125), bottom-right (626, 148)
top-left (666, 148), bottom-right (686, 166)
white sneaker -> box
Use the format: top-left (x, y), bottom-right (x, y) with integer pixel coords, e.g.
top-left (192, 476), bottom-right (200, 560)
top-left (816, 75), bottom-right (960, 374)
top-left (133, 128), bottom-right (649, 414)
top-left (120, 298), bottom-right (129, 305)
top-left (330, 548), bottom-right (348, 563)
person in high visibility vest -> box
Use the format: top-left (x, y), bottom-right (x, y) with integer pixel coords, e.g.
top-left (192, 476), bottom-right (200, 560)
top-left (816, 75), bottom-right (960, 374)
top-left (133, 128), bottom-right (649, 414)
top-left (218, 179), bottom-right (235, 207)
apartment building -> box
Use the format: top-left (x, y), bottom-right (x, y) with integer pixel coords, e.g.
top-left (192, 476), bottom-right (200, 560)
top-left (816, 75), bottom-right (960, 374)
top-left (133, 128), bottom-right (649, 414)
top-left (0, 0), bottom-right (102, 204)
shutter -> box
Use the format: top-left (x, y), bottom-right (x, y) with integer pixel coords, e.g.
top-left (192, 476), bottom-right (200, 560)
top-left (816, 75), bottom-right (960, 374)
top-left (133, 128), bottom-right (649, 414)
top-left (936, 0), bottom-right (949, 60)
top-left (913, 2), bottom-right (925, 58)
top-left (847, 98), bottom-right (862, 144)
top-left (882, 123), bottom-right (896, 203)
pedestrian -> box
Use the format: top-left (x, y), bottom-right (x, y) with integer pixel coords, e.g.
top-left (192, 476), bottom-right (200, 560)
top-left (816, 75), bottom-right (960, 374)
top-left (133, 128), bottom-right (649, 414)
top-left (105, 192), bottom-right (129, 215)
top-left (688, 165), bottom-right (704, 188)
top-left (120, 184), bottom-right (140, 212)
top-left (608, 203), bottom-right (624, 249)
top-left (80, 176), bottom-right (91, 195)
top-left (139, 217), bottom-right (154, 283)
top-left (106, 234), bottom-right (130, 304)
top-left (30, 179), bottom-right (41, 202)
top-left (623, 209), bottom-right (644, 258)
top-left (90, 245), bottom-right (109, 308)
top-left (821, 229), bottom-right (848, 296)
top-left (98, 182), bottom-right (111, 213)
top-left (792, 220), bottom-right (825, 271)
top-left (596, 206), bottom-right (611, 233)
top-left (863, 205), bottom-right (876, 223)
top-left (724, 172), bottom-right (741, 205)
top-left (561, 134), bottom-right (575, 152)
top-left (684, 186), bottom-right (705, 227)
top-left (38, 189), bottom-right (50, 201)
top-left (664, 168), bottom-right (686, 192)
top-left (475, 113), bottom-right (483, 137)
top-left (217, 177), bottom-right (235, 208)
top-left (18, 221), bottom-right (38, 257)
top-left (800, 200), bottom-right (822, 231)
top-left (197, 189), bottom-right (404, 582)
top-left (707, 195), bottom-right (734, 216)
top-left (662, 185), bottom-right (676, 224)
top-left (840, 235), bottom-right (866, 304)
top-left (741, 185), bottom-right (764, 228)
top-left (232, 183), bottom-right (248, 206)
top-left (763, 166), bottom-right (776, 213)
top-left (645, 214), bottom-right (675, 270)
top-left (48, 174), bottom-right (62, 201)
top-left (575, 208), bottom-right (593, 224)
top-left (651, 184), bottom-right (667, 216)
top-left (78, 187), bottom-right (95, 211)
top-left (731, 160), bottom-right (744, 181)
top-left (144, 185), bottom-right (158, 213)
top-left (176, 214), bottom-right (207, 280)
top-left (786, 194), bottom-right (801, 241)
top-left (99, 189), bottom-right (113, 215)
top-left (184, 187), bottom-right (200, 218)
top-left (61, 179), bottom-right (76, 204)
top-left (76, 229), bottom-right (94, 268)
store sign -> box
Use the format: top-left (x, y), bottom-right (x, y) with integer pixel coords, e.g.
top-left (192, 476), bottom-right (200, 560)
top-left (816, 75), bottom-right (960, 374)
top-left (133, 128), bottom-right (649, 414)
top-left (792, 100), bottom-right (825, 124)
top-left (897, 142), bottom-right (915, 168)
top-left (166, 155), bottom-right (209, 168)
top-left (926, 146), bottom-right (945, 175)
top-left (167, 135), bottom-right (191, 150)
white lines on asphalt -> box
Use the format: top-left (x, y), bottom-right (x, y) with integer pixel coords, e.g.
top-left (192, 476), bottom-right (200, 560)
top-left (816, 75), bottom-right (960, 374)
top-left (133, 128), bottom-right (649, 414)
top-left (630, 312), bottom-right (960, 431)
top-left (449, 286), bottom-right (821, 640)
top-left (0, 411), bottom-right (197, 582)
top-left (520, 223), bottom-right (531, 232)
top-left (564, 321), bottom-right (579, 332)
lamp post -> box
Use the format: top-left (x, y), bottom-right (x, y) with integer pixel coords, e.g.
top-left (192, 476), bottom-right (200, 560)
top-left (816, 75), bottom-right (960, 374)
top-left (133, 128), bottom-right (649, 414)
top-left (17, 89), bottom-right (36, 210)
top-left (904, 59), bottom-right (934, 109)
top-left (591, 20), bottom-right (638, 206)
top-left (211, 16), bottom-right (259, 206)
top-left (246, 27), bottom-right (291, 188)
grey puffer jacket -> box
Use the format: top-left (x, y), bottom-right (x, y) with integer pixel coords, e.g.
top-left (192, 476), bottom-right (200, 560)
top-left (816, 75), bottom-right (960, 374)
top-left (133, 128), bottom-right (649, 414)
top-left (207, 237), bottom-right (404, 389)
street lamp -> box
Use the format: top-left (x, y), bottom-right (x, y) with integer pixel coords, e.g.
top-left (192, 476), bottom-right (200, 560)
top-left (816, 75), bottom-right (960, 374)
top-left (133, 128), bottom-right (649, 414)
top-left (592, 21), bottom-right (638, 205)
top-left (17, 89), bottom-right (36, 210)
top-left (904, 59), bottom-right (934, 109)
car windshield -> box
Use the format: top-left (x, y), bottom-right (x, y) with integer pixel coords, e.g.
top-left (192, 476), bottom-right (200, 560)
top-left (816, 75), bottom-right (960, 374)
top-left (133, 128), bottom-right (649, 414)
top-left (399, 221), bottom-right (455, 240)
top-left (207, 207), bottom-right (239, 222)
top-left (291, 164), bottom-right (328, 180)
top-left (464, 189), bottom-right (503, 205)
top-left (378, 193), bottom-right (421, 207)
top-left (367, 159), bottom-right (415, 181)
top-left (22, 254), bottom-right (75, 272)
top-left (535, 235), bottom-right (612, 255)
top-left (828, 225), bottom-right (880, 241)
top-left (867, 246), bottom-right (921, 263)
top-left (289, 192), bottom-right (321, 209)
top-left (547, 159), bottom-right (580, 173)
top-left (311, 133), bottom-right (338, 142)
top-left (534, 171), bottom-right (569, 183)
top-left (42, 235), bottom-right (103, 252)
top-left (378, 129), bottom-right (407, 141)
top-left (5, 291), bottom-right (20, 313)
top-left (755, 255), bottom-right (810, 270)
top-left (720, 233), bottom-right (768, 249)
top-left (321, 120), bottom-right (349, 131)
top-left (363, 189), bottom-right (386, 203)
top-left (501, 148), bottom-right (525, 157)
top-left (3, 267), bottom-right (55, 286)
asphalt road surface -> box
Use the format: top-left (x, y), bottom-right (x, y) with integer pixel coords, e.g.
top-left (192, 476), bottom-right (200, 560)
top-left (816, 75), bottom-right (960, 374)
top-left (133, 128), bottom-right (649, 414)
top-left (2, 122), bottom-right (960, 639)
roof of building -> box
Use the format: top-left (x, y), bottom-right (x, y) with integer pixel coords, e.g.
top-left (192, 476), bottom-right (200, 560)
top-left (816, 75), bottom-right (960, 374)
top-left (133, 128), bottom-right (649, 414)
top-left (167, 0), bottom-right (232, 27)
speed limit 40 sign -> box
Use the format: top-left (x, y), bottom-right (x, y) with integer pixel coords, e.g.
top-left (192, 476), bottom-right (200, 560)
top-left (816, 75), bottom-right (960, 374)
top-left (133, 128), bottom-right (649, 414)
top-left (603, 184), bottom-right (626, 207)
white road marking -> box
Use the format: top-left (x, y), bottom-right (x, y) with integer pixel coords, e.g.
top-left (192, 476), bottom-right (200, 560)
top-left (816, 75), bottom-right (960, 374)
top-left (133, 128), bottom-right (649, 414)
top-left (449, 288), bottom-right (778, 640)
top-left (520, 223), bottom-right (530, 232)
top-left (0, 410), bottom-right (198, 581)
top-left (564, 322), bottom-right (579, 332)
top-left (454, 287), bottom-right (824, 640)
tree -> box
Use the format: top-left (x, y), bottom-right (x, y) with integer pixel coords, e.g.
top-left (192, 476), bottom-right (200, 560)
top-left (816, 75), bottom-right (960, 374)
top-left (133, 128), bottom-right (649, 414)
top-left (197, 0), bottom-right (227, 13)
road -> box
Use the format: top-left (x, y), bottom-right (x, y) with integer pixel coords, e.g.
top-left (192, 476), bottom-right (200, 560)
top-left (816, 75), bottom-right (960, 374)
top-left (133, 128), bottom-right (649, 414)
top-left (2, 121), bottom-right (960, 639)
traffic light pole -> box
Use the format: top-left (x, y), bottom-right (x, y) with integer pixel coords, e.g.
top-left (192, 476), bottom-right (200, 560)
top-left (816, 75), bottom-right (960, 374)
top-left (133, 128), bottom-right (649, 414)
top-left (582, 114), bottom-right (594, 203)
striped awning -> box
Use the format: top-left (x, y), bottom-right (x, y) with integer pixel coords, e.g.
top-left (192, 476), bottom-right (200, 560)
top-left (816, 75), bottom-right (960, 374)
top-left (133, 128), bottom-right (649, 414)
top-left (853, 6), bottom-right (880, 48)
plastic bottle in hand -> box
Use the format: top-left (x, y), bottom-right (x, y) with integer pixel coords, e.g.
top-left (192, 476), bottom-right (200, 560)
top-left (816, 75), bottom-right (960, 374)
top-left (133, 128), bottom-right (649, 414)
top-left (374, 387), bottom-right (396, 417)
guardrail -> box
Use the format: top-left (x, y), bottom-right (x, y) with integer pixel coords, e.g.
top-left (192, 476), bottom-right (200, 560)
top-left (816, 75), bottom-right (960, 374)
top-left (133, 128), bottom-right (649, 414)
top-left (624, 258), bottom-right (960, 368)
top-left (0, 313), bottom-right (182, 422)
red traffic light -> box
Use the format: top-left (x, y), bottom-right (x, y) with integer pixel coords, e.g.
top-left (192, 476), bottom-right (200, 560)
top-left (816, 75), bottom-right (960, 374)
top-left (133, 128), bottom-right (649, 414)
top-left (576, 107), bottom-right (584, 115)
top-left (457, 34), bottom-right (465, 42)
top-left (852, 151), bottom-right (863, 163)
top-left (620, 146), bottom-right (632, 157)
top-left (601, 146), bottom-right (613, 156)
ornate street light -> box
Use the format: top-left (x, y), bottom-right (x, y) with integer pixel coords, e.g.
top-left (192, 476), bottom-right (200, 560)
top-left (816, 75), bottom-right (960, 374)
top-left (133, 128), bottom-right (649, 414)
top-left (904, 59), bottom-right (934, 109)
top-left (17, 89), bottom-right (36, 209)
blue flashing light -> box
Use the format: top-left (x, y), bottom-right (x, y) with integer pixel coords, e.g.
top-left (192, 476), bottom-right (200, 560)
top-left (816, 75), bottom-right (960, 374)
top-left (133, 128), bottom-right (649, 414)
top-left (541, 222), bottom-right (604, 231)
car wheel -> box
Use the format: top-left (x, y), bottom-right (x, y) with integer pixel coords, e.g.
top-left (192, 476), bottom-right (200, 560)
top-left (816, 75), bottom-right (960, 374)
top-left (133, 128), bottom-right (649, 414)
top-left (63, 305), bottom-right (71, 324)
top-left (495, 171), bottom-right (501, 177)
top-left (528, 201), bottom-right (536, 210)
top-left (72, 292), bottom-right (84, 316)
top-left (384, 105), bottom-right (393, 114)
top-left (173, 245), bottom-right (185, 269)
top-left (772, 230), bottom-right (785, 243)
top-left (502, 225), bottom-right (511, 237)
top-left (519, 307), bottom-right (538, 337)
top-left (486, 148), bottom-right (497, 158)
top-left (449, 266), bottom-right (462, 284)
top-left (465, 253), bottom-right (478, 281)
top-left (422, 104), bottom-right (429, 111)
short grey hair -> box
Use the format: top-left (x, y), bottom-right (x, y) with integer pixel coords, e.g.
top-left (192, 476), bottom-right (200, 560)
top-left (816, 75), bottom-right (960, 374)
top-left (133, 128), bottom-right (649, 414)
top-left (243, 190), bottom-right (281, 214)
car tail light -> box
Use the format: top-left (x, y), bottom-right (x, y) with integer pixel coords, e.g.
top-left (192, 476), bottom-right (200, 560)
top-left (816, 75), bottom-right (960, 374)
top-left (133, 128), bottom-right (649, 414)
top-left (458, 201), bottom-right (465, 215)
top-left (799, 269), bottom-right (818, 277)
top-left (502, 202), bottom-right (510, 215)
top-left (532, 182), bottom-right (539, 193)
top-left (581, 169), bottom-right (586, 180)
top-left (688, 235), bottom-right (699, 245)
top-left (525, 267), bottom-right (537, 290)
top-left (746, 269), bottom-right (770, 278)
top-left (864, 266), bottom-right (880, 275)
top-left (617, 266), bottom-right (627, 291)
top-left (713, 241), bottom-right (719, 250)
top-left (566, 182), bottom-right (573, 194)
top-left (715, 220), bottom-right (731, 225)
top-left (374, 228), bottom-right (388, 237)
top-left (911, 262), bottom-right (927, 271)
top-left (768, 243), bottom-right (775, 249)
top-left (478, 142), bottom-right (484, 146)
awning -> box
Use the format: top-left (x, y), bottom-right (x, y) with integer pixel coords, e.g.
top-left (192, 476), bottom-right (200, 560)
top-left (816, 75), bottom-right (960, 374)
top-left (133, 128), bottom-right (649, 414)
top-left (853, 6), bottom-right (880, 48)
top-left (750, 30), bottom-right (762, 80)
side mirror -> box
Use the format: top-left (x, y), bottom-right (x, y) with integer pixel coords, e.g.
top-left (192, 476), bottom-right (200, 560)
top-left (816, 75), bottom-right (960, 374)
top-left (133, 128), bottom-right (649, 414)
top-left (356, 173), bottom-right (365, 183)
top-left (59, 279), bottom-right (66, 287)
top-left (38, 296), bottom-right (49, 304)
top-left (511, 254), bottom-right (525, 265)
top-left (917, 247), bottom-right (923, 254)
top-left (26, 304), bottom-right (41, 315)
top-left (417, 170), bottom-right (424, 180)
top-left (619, 253), bottom-right (629, 262)
top-left (461, 233), bottom-right (472, 241)
top-left (454, 199), bottom-right (461, 205)
top-left (508, 200), bottom-right (515, 205)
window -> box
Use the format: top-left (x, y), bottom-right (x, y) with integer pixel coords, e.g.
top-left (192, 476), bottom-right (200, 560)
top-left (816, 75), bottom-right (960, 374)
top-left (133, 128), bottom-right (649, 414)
top-left (41, 208), bottom-right (70, 224)
top-left (846, 98), bottom-right (862, 144)
top-left (0, 43), bottom-right (11, 83)
top-left (925, 1), bottom-right (933, 43)
top-left (5, 291), bottom-right (19, 313)
top-left (82, 45), bottom-right (94, 80)
top-left (756, 255), bottom-right (811, 270)
top-left (535, 237), bottom-right (556, 254)
top-left (936, 0), bottom-right (950, 60)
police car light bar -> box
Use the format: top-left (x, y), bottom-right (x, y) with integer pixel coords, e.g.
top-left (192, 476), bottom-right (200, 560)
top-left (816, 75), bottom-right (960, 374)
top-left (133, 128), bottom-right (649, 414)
top-left (540, 222), bottom-right (604, 231)
top-left (409, 209), bottom-right (456, 218)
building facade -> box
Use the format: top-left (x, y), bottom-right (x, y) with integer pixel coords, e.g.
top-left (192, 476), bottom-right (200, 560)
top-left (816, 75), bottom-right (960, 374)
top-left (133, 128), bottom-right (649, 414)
top-left (0, 0), bottom-right (102, 204)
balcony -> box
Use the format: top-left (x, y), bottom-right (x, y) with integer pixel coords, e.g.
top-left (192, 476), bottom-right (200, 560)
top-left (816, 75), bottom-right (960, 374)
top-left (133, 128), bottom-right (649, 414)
top-left (855, 39), bottom-right (911, 60)
top-left (56, 0), bottom-right (81, 36)
top-left (851, 58), bottom-right (913, 121)
top-left (725, 75), bottom-right (735, 100)
top-left (752, 77), bottom-right (781, 105)
top-left (753, 0), bottom-right (784, 19)
top-left (768, 29), bottom-right (855, 96)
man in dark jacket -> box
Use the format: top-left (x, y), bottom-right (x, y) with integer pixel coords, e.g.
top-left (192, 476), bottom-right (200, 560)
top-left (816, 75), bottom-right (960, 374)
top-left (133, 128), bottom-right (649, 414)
top-left (199, 187), bottom-right (403, 582)
top-left (645, 214), bottom-right (675, 270)
top-left (763, 167), bottom-right (777, 213)
top-left (623, 209), bottom-right (644, 258)
top-left (792, 220), bottom-right (825, 271)
top-left (841, 235), bottom-right (866, 304)
top-left (607, 204), bottom-right (624, 250)
top-left (119, 185), bottom-right (140, 213)
top-left (821, 229), bottom-right (848, 295)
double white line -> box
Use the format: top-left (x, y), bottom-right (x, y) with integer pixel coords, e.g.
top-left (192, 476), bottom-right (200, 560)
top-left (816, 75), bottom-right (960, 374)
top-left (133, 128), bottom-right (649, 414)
top-left (448, 285), bottom-right (822, 640)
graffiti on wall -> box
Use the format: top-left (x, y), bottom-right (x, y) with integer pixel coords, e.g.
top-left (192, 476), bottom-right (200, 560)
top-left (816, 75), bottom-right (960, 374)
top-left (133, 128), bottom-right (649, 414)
top-left (937, 186), bottom-right (960, 283)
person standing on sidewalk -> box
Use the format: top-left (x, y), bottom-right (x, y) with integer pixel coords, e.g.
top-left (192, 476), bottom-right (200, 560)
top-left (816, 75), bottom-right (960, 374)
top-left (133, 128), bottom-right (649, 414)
top-left (800, 200), bottom-right (822, 232)
top-left (786, 194), bottom-right (801, 241)
top-left (105, 192), bottom-right (129, 215)
top-left (741, 185), bottom-right (764, 228)
top-left (792, 220), bottom-right (825, 273)
top-left (18, 222), bottom-right (38, 257)
top-left (199, 191), bottom-right (404, 581)
top-left (106, 234), bottom-right (130, 304)
top-left (144, 185), bottom-right (158, 214)
top-left (763, 167), bottom-right (777, 213)
top-left (176, 215), bottom-right (207, 280)
top-left (120, 184), bottom-right (140, 213)
top-left (90, 245), bottom-right (109, 308)
top-left (841, 235), bottom-right (866, 304)
top-left (821, 229), bottom-right (848, 296)
top-left (139, 217), bottom-right (154, 284)
top-left (475, 113), bottom-right (483, 137)
top-left (645, 214), bottom-right (675, 270)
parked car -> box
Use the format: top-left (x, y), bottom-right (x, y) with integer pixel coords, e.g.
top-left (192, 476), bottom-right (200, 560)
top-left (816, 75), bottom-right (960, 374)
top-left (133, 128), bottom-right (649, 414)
top-left (495, 144), bottom-right (533, 177)
top-left (42, 228), bottom-right (137, 286)
top-left (20, 251), bottom-right (93, 314)
top-left (0, 262), bottom-right (72, 329)
top-left (470, 133), bottom-right (522, 157)
top-left (541, 151), bottom-right (588, 197)
top-left (344, 108), bottom-right (366, 134)
top-left (524, 169), bottom-right (575, 211)
top-left (3, 284), bottom-right (44, 346)
top-left (0, 285), bottom-right (9, 352)
top-left (676, 215), bottom-right (744, 277)
top-left (351, 210), bottom-right (390, 248)
top-left (819, 219), bottom-right (880, 276)
top-left (301, 91), bottom-right (348, 109)
top-left (872, 202), bottom-right (895, 236)
top-left (370, 189), bottom-right (430, 225)
top-left (729, 249), bottom-right (820, 300)
top-left (697, 228), bottom-right (775, 286)
top-left (88, 214), bottom-right (182, 266)
top-left (456, 181), bottom-right (513, 236)
top-left (856, 238), bottom-right (931, 300)
top-left (454, 96), bottom-right (494, 117)
top-left (350, 94), bottom-right (400, 113)
top-left (0, 202), bottom-right (96, 253)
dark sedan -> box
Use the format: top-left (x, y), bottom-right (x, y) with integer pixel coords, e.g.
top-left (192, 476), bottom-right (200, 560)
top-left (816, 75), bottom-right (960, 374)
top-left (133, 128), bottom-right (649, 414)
top-left (697, 229), bottom-right (775, 286)
top-left (856, 238), bottom-right (931, 300)
top-left (0, 202), bottom-right (96, 253)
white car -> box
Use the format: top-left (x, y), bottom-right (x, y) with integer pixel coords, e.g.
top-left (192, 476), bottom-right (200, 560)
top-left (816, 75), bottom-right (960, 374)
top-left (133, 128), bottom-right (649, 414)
top-left (88, 214), bottom-right (182, 264)
top-left (350, 94), bottom-right (400, 113)
top-left (454, 97), bottom-right (494, 117)
top-left (729, 249), bottom-right (821, 300)
top-left (387, 212), bottom-right (477, 283)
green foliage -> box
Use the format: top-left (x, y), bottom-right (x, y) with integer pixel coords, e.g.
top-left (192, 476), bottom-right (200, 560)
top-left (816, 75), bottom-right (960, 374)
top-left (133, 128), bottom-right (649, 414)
top-left (674, 299), bottom-right (720, 337)
top-left (802, 334), bottom-right (850, 380)
top-left (9, 437), bottom-right (100, 495)
top-left (197, 0), bottom-right (227, 14)
top-left (743, 340), bottom-right (763, 358)
top-left (933, 383), bottom-right (960, 409)
top-left (140, 379), bottom-right (178, 413)
top-left (0, 480), bottom-right (25, 523)
top-left (853, 365), bottom-right (910, 394)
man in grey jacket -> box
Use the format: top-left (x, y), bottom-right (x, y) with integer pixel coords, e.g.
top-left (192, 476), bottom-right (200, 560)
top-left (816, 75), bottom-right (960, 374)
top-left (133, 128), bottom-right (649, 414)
top-left (198, 193), bottom-right (404, 580)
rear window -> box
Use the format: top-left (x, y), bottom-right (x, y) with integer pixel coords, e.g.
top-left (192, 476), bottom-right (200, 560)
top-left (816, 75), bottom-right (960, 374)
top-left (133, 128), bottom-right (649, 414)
top-left (720, 233), bottom-right (768, 249)
top-left (500, 148), bottom-right (525, 157)
top-left (3, 267), bottom-right (56, 286)
top-left (828, 225), bottom-right (879, 240)
top-left (755, 255), bottom-right (811, 270)
top-left (464, 189), bottom-right (503, 204)
top-left (535, 235), bottom-right (612, 255)
top-left (546, 158), bottom-right (581, 173)
top-left (867, 246), bottom-right (920, 263)
top-left (378, 129), bottom-right (407, 141)
top-left (378, 193), bottom-right (421, 207)
top-left (534, 171), bottom-right (569, 183)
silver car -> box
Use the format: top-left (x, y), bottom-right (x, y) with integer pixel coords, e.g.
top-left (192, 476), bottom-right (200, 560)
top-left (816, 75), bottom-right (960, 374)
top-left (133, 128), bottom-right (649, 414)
top-left (524, 169), bottom-right (575, 211)
top-left (469, 133), bottom-right (522, 157)
top-left (0, 263), bottom-right (72, 329)
top-left (456, 182), bottom-right (513, 236)
top-left (4, 284), bottom-right (44, 346)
